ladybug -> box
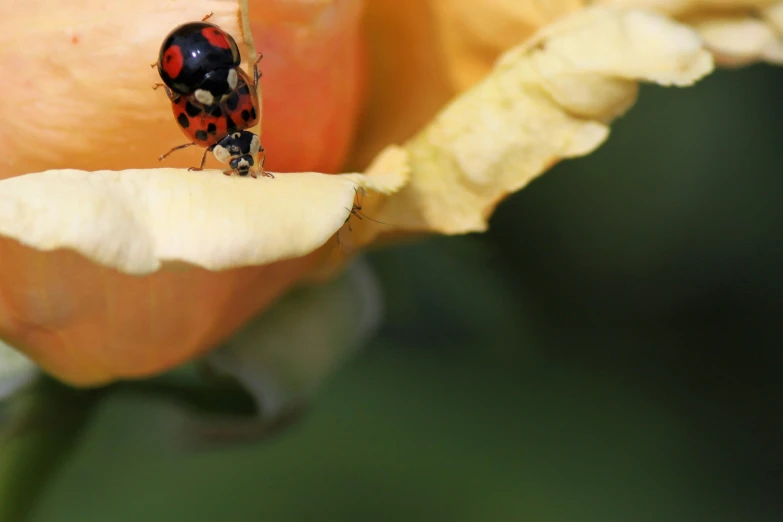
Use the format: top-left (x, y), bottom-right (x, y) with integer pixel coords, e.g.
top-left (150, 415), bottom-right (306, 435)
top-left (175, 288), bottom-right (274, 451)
top-left (155, 56), bottom-right (264, 172)
top-left (157, 65), bottom-right (259, 147)
top-left (155, 14), bottom-right (241, 106)
top-left (211, 130), bottom-right (272, 178)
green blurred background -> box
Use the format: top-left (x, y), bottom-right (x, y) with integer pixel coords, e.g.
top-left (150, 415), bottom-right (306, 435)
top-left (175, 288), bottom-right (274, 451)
top-left (2, 65), bottom-right (782, 521)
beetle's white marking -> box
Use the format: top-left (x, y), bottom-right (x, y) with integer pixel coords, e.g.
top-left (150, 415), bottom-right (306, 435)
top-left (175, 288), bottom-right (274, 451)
top-left (195, 89), bottom-right (214, 105)
top-left (227, 69), bottom-right (238, 91)
top-left (212, 144), bottom-right (230, 163)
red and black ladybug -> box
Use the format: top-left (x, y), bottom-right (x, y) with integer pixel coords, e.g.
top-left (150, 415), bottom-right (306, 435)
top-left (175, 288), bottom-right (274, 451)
top-left (156, 15), bottom-right (242, 106)
top-left (155, 55), bottom-right (264, 175)
top-left (155, 15), bottom-right (268, 177)
top-left (156, 65), bottom-right (259, 147)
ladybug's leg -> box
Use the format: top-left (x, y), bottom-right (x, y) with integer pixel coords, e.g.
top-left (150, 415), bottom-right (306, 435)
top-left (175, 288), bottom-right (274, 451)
top-left (222, 170), bottom-right (233, 177)
top-left (152, 83), bottom-right (176, 101)
top-left (188, 147), bottom-right (211, 172)
top-left (202, 12), bottom-right (214, 22)
top-left (252, 53), bottom-right (263, 87)
top-left (159, 142), bottom-right (196, 162)
top-left (150, 61), bottom-right (158, 68)
top-left (258, 149), bottom-right (274, 178)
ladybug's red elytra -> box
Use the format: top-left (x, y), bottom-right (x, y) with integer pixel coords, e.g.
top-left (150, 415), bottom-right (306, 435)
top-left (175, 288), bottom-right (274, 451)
top-left (156, 19), bottom-right (241, 105)
top-left (156, 66), bottom-right (259, 147)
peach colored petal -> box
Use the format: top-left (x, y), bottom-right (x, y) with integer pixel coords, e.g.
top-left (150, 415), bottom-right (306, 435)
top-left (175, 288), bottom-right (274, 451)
top-left (346, 0), bottom-right (455, 169)
top-left (0, 241), bottom-right (322, 386)
top-left (429, 0), bottom-right (584, 91)
top-left (247, 0), bottom-right (365, 173)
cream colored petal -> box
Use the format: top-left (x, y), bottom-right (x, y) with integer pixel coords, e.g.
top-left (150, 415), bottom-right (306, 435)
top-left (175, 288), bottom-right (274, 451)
top-left (597, 1), bottom-right (777, 18)
top-left (598, 1), bottom-right (783, 66)
top-left (367, 7), bottom-right (713, 235)
top-left (0, 165), bottom-right (407, 276)
top-left (0, 0), bottom-right (258, 178)
top-left (693, 14), bottom-right (783, 66)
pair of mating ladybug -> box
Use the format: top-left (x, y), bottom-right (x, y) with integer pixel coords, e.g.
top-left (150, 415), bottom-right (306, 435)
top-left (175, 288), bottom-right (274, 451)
top-left (154, 14), bottom-right (270, 178)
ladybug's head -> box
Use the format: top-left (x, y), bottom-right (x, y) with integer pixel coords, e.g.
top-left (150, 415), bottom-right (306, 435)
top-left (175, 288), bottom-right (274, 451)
top-left (213, 131), bottom-right (262, 176)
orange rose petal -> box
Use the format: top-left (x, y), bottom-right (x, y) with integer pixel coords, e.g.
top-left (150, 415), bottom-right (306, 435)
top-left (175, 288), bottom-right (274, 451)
top-left (248, 0), bottom-right (366, 173)
top-left (430, 0), bottom-right (584, 91)
top-left (0, 241), bottom-right (322, 386)
top-left (346, 0), bottom-right (456, 170)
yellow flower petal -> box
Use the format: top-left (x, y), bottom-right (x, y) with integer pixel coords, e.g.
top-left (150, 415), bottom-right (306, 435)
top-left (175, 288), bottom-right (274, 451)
top-left (599, 1), bottom-right (783, 66)
top-left (0, 166), bottom-right (407, 276)
top-left (0, 0), bottom-right (257, 178)
top-left (691, 8), bottom-right (783, 66)
top-left (367, 7), bottom-right (713, 235)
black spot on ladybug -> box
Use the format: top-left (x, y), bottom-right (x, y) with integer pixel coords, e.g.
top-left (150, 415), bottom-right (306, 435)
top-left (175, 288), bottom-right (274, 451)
top-left (237, 84), bottom-right (250, 95)
top-left (195, 130), bottom-right (208, 141)
top-left (207, 123), bottom-right (217, 134)
top-left (249, 107), bottom-right (257, 121)
top-left (241, 109), bottom-right (250, 122)
top-left (185, 101), bottom-right (201, 118)
top-left (225, 92), bottom-right (239, 111)
top-left (177, 113), bottom-right (190, 128)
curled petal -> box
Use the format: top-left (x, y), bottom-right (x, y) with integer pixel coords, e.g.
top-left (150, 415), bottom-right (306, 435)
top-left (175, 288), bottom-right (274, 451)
top-left (367, 7), bottom-right (714, 235)
top-left (691, 4), bottom-right (783, 66)
top-left (0, 165), bottom-right (407, 275)
top-left (598, 2), bottom-right (783, 66)
top-left (598, 1), bottom-right (778, 18)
